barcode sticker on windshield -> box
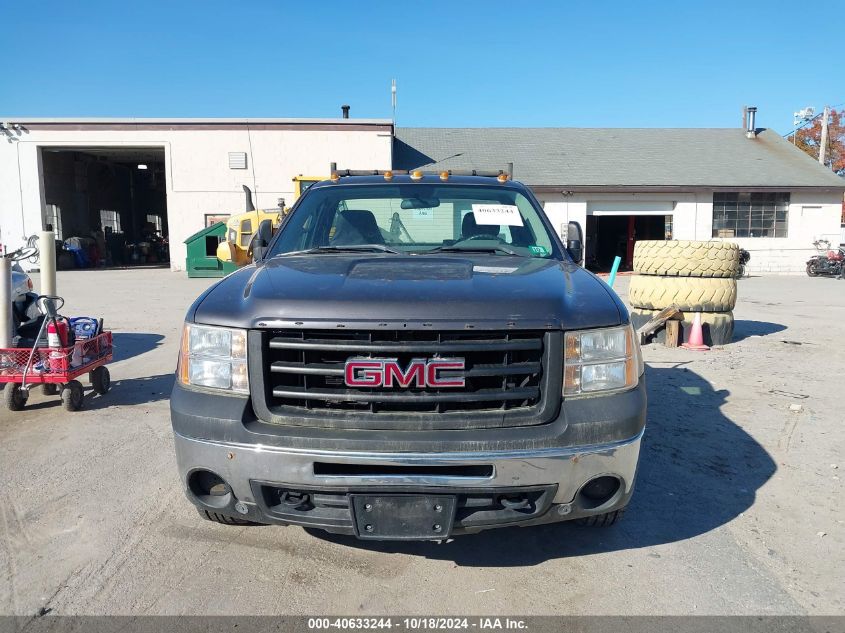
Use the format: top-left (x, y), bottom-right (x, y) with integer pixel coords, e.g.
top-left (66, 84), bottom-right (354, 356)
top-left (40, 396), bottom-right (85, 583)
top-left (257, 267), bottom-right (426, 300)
top-left (472, 204), bottom-right (523, 226)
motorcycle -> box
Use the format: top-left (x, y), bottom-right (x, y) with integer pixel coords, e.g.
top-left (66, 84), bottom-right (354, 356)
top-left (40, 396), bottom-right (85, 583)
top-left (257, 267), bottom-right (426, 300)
top-left (737, 249), bottom-right (750, 278)
top-left (806, 240), bottom-right (845, 277)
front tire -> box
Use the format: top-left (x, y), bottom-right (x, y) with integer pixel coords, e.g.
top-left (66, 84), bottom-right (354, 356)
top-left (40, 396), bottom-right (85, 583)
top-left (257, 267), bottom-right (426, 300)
top-left (90, 366), bottom-right (111, 395)
top-left (577, 508), bottom-right (626, 527)
top-left (61, 380), bottom-right (84, 411)
top-left (197, 508), bottom-right (255, 526)
top-left (2, 384), bottom-right (27, 411)
top-left (806, 262), bottom-right (820, 277)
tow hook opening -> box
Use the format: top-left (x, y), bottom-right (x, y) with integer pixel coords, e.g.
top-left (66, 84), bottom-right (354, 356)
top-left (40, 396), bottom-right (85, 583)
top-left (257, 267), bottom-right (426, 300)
top-left (498, 494), bottom-right (532, 512)
top-left (188, 470), bottom-right (234, 509)
top-left (279, 491), bottom-right (312, 510)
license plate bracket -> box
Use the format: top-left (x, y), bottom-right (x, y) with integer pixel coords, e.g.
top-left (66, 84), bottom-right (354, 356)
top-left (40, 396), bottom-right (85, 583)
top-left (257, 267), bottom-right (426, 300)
top-left (350, 494), bottom-right (457, 540)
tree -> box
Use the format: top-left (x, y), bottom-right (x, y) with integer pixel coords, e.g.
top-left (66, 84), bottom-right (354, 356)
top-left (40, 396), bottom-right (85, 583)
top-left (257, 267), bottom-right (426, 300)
top-left (788, 108), bottom-right (845, 176)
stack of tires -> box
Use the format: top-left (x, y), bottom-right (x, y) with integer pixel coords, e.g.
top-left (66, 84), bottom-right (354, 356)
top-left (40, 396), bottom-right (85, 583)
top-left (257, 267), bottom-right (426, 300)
top-left (628, 241), bottom-right (740, 346)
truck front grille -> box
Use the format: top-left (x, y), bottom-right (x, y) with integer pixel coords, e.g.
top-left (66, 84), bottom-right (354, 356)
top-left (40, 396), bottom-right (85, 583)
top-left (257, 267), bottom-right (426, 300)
top-left (250, 328), bottom-right (561, 430)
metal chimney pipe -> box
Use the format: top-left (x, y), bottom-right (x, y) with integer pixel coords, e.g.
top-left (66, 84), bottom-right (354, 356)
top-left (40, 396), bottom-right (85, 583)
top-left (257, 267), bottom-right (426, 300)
top-left (242, 185), bottom-right (256, 212)
top-left (341, 105), bottom-right (350, 119)
top-left (746, 107), bottom-right (757, 138)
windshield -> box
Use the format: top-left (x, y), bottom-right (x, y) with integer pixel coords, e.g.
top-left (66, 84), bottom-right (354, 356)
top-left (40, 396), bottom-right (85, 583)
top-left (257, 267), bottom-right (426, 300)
top-left (267, 184), bottom-right (561, 259)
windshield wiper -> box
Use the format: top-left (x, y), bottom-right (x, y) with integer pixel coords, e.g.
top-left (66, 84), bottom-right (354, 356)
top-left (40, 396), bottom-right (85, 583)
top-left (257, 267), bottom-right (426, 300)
top-left (279, 244), bottom-right (403, 256)
top-left (422, 244), bottom-right (522, 256)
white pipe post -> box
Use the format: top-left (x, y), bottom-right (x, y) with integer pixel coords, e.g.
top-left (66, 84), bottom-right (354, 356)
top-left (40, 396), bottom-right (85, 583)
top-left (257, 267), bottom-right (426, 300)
top-left (39, 231), bottom-right (56, 297)
top-left (0, 257), bottom-right (12, 348)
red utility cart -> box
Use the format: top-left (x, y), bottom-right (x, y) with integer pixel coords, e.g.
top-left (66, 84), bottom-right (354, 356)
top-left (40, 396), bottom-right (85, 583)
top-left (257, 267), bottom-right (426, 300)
top-left (0, 331), bottom-right (113, 411)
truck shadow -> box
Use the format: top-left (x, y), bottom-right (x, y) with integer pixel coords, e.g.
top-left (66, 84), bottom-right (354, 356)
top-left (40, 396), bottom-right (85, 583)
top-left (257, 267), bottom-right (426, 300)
top-left (732, 320), bottom-right (786, 341)
top-left (23, 373), bottom-right (174, 411)
top-left (307, 364), bottom-right (776, 566)
top-left (111, 332), bottom-right (165, 362)
top-left (85, 373), bottom-right (174, 409)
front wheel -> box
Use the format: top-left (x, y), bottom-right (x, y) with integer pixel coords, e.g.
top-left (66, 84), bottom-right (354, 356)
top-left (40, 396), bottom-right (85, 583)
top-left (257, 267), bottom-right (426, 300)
top-left (806, 262), bottom-right (820, 277)
top-left (90, 366), bottom-right (111, 395)
top-left (2, 384), bottom-right (27, 411)
top-left (197, 508), bottom-right (256, 526)
top-left (577, 508), bottom-right (626, 527)
top-left (61, 380), bottom-right (84, 411)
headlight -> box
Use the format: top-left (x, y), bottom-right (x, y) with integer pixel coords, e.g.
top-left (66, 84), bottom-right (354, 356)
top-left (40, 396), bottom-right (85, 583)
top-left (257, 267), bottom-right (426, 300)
top-left (177, 324), bottom-right (248, 394)
top-left (564, 324), bottom-right (642, 396)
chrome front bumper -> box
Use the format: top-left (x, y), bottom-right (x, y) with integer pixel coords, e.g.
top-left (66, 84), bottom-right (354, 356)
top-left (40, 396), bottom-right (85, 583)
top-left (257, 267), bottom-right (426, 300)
top-left (174, 430), bottom-right (643, 534)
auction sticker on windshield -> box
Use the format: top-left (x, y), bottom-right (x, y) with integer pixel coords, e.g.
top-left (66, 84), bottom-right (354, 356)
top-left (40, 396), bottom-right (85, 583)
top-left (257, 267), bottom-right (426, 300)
top-left (471, 204), bottom-right (523, 226)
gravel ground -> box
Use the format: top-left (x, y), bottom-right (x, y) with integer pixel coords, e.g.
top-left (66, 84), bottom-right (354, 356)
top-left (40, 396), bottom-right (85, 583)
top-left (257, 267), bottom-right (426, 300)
top-left (0, 269), bottom-right (843, 616)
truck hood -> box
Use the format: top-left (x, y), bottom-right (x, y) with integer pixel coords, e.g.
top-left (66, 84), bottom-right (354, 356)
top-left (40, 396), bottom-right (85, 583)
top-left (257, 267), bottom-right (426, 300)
top-left (191, 254), bottom-right (626, 330)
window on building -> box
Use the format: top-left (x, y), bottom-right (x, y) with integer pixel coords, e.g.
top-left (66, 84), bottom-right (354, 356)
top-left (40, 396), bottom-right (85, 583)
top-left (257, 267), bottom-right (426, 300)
top-left (100, 209), bottom-right (122, 233)
top-left (712, 192), bottom-right (789, 238)
top-left (146, 214), bottom-right (163, 233)
top-left (45, 204), bottom-right (63, 240)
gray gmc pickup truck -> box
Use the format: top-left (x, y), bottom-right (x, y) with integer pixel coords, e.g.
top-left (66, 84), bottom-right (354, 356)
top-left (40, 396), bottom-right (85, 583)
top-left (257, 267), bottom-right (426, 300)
top-left (170, 172), bottom-right (646, 540)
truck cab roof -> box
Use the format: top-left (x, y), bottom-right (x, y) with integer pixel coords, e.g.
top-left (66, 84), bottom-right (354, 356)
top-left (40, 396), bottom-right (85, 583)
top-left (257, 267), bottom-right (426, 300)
top-left (308, 173), bottom-right (530, 190)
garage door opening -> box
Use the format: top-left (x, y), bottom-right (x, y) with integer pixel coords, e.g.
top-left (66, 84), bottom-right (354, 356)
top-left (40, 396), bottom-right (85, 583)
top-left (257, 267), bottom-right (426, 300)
top-left (586, 215), bottom-right (671, 272)
top-left (40, 147), bottom-right (168, 269)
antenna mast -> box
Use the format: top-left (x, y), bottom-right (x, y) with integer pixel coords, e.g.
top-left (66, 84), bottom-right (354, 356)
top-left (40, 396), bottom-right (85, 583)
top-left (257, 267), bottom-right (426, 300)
top-left (391, 79), bottom-right (397, 124)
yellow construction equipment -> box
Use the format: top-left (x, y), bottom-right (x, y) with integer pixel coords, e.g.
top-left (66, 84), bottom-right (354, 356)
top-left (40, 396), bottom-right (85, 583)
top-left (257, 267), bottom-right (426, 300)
top-left (292, 175), bottom-right (323, 198)
top-left (215, 177), bottom-right (327, 267)
top-left (215, 186), bottom-right (282, 267)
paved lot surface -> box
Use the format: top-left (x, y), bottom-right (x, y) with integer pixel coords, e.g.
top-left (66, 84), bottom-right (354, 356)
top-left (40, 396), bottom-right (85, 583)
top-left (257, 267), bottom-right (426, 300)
top-left (1, 269), bottom-right (843, 616)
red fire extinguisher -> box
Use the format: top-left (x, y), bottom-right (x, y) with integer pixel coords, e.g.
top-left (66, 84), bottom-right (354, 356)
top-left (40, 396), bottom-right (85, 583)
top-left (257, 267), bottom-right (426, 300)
top-left (47, 317), bottom-right (70, 371)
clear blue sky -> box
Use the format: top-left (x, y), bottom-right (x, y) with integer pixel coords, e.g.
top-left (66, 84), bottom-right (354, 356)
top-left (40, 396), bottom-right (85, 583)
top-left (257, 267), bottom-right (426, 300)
top-left (1, 0), bottom-right (841, 134)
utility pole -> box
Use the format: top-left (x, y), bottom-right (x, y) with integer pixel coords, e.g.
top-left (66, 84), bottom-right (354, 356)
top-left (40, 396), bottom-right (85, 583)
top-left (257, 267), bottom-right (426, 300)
top-left (819, 105), bottom-right (830, 166)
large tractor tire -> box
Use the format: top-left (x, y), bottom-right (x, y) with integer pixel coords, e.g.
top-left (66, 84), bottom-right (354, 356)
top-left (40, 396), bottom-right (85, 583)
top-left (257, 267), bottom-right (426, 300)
top-left (630, 308), bottom-right (734, 346)
top-left (628, 275), bottom-right (737, 312)
top-left (633, 241), bottom-right (740, 278)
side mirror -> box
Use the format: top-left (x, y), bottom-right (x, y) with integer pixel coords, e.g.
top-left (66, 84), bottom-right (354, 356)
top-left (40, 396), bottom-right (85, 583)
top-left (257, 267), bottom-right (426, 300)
top-left (566, 220), bottom-right (584, 265)
top-left (251, 219), bottom-right (274, 263)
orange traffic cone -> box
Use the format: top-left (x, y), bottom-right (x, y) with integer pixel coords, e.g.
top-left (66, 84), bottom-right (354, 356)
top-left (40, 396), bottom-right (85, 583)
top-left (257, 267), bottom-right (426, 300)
top-left (681, 312), bottom-right (710, 351)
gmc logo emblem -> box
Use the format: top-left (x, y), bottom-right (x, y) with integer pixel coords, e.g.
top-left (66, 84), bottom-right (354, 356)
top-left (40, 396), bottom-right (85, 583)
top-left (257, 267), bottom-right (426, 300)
top-left (344, 358), bottom-right (465, 388)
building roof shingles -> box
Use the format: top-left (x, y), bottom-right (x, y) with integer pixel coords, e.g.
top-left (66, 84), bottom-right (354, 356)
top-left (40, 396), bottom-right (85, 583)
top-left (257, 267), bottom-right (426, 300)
top-left (393, 127), bottom-right (845, 190)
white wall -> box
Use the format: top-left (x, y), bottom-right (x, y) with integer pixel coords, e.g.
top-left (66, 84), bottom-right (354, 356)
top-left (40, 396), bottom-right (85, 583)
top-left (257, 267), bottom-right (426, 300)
top-left (536, 189), bottom-right (842, 273)
top-left (0, 123), bottom-right (393, 271)
top-left (705, 190), bottom-right (842, 273)
top-left (538, 199), bottom-right (584, 242)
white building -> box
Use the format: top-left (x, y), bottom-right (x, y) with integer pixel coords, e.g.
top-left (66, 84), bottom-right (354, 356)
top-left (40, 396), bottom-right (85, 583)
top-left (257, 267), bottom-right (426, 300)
top-left (394, 123), bottom-right (845, 273)
top-left (0, 117), bottom-right (393, 270)
top-left (2, 113), bottom-right (843, 274)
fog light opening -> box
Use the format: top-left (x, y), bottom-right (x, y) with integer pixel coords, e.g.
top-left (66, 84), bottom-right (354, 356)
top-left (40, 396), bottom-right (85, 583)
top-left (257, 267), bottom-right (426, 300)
top-left (188, 470), bottom-right (234, 509)
top-left (579, 476), bottom-right (621, 507)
